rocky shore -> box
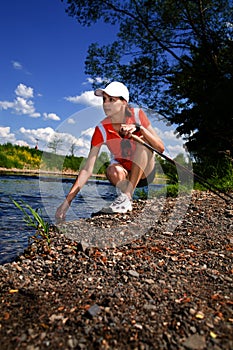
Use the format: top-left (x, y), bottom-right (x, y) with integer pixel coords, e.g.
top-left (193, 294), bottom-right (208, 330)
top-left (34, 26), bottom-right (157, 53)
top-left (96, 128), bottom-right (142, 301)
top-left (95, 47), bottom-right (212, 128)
top-left (0, 191), bottom-right (232, 350)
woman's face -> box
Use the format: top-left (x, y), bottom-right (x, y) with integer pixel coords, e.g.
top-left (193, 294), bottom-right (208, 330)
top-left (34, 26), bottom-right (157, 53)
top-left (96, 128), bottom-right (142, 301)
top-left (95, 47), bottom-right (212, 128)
top-left (102, 93), bottom-right (126, 120)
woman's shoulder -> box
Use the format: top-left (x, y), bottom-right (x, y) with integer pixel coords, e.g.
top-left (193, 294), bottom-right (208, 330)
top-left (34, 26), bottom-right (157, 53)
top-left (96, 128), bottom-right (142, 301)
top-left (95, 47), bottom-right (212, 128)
top-left (128, 106), bottom-right (145, 115)
top-left (127, 106), bottom-right (146, 120)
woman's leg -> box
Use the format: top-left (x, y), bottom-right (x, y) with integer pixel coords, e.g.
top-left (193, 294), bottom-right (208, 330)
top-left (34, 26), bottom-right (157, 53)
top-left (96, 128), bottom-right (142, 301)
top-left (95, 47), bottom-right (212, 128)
top-left (106, 163), bottom-right (129, 193)
top-left (103, 146), bottom-right (154, 213)
top-left (125, 142), bottom-right (154, 197)
top-left (104, 164), bottom-right (132, 213)
top-left (106, 143), bottom-right (154, 198)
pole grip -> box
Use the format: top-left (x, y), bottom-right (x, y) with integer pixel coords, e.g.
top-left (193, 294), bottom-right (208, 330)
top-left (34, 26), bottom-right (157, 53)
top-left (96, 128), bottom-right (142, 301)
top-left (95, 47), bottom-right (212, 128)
top-left (130, 134), bottom-right (145, 145)
top-left (131, 133), bottom-right (162, 154)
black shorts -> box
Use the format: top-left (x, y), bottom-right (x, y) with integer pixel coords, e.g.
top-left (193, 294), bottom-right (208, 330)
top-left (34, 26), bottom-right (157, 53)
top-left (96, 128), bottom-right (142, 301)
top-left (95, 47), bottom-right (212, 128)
top-left (136, 165), bottom-right (156, 188)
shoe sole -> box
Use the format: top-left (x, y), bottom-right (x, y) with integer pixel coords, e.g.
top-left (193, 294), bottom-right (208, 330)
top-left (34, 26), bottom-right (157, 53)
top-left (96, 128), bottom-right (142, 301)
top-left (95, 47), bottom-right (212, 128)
top-left (100, 206), bottom-right (132, 214)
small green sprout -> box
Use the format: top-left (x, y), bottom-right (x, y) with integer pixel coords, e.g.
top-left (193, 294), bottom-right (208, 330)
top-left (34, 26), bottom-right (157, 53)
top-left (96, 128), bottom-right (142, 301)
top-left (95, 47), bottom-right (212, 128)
top-left (11, 198), bottom-right (51, 245)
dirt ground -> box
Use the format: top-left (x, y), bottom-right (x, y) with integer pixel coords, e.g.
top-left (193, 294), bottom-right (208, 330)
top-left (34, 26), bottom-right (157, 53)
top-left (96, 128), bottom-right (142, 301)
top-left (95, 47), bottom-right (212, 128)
top-left (0, 191), bottom-right (232, 350)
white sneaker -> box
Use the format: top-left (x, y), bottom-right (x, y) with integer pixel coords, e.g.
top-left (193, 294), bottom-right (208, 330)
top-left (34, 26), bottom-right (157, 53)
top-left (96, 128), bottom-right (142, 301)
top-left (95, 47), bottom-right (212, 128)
top-left (103, 193), bottom-right (133, 214)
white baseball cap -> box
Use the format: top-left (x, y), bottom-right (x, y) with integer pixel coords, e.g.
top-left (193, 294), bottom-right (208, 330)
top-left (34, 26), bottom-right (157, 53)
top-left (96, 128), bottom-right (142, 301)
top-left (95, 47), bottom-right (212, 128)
top-left (94, 81), bottom-right (129, 102)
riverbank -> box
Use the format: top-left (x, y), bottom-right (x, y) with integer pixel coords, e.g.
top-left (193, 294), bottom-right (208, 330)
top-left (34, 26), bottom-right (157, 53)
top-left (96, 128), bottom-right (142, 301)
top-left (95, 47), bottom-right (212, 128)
top-left (0, 191), bottom-right (232, 349)
top-left (0, 167), bottom-right (167, 184)
top-left (0, 167), bottom-right (106, 178)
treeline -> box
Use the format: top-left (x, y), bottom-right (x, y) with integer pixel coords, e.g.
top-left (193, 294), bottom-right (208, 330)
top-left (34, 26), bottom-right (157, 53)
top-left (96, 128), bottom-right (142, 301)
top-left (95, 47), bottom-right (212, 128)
top-left (1, 143), bottom-right (232, 193)
top-left (0, 143), bottom-right (110, 175)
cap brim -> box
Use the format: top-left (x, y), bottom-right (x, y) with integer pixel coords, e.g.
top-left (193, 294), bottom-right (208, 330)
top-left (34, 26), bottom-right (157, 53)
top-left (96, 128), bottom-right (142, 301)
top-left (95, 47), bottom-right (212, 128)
top-left (94, 89), bottom-right (104, 97)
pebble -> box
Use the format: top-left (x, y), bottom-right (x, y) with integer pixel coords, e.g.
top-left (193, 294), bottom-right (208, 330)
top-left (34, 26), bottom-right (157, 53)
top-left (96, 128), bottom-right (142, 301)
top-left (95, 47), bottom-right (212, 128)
top-left (144, 279), bottom-right (155, 284)
top-left (182, 334), bottom-right (206, 349)
top-left (128, 269), bottom-right (140, 278)
top-left (85, 304), bottom-right (101, 318)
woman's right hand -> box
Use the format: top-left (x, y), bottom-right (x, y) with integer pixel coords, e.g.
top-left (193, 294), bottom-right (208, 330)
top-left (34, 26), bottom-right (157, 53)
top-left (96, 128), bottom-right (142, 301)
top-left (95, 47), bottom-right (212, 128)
top-left (55, 199), bottom-right (70, 222)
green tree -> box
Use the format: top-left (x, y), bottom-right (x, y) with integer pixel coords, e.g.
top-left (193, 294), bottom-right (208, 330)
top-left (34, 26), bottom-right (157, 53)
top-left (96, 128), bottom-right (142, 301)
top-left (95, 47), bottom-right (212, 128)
top-left (63, 155), bottom-right (84, 171)
top-left (62, 0), bottom-right (233, 178)
top-left (93, 151), bottom-right (110, 174)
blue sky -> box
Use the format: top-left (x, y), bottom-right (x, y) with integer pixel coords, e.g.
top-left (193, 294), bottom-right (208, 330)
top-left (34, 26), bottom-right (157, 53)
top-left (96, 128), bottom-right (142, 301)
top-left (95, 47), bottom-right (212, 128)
top-left (0, 0), bottom-right (186, 159)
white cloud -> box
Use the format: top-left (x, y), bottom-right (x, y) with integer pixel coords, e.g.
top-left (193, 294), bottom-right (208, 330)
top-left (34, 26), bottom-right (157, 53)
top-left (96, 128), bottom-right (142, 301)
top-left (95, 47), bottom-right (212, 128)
top-left (0, 101), bottom-right (14, 110)
top-left (12, 60), bottom-right (23, 70)
top-left (17, 126), bottom-right (90, 156)
top-left (0, 126), bottom-right (16, 144)
top-left (80, 127), bottom-right (95, 138)
top-left (43, 113), bottom-right (61, 121)
top-left (11, 61), bottom-right (31, 75)
top-left (67, 118), bottom-right (76, 124)
top-left (84, 77), bottom-right (105, 85)
top-left (0, 123), bottom-right (92, 156)
top-left (162, 129), bottom-right (179, 140)
top-left (166, 144), bottom-right (185, 159)
top-left (15, 83), bottom-right (34, 98)
top-left (154, 127), bottom-right (180, 141)
top-left (14, 96), bottom-right (39, 117)
top-left (30, 112), bottom-right (41, 118)
top-left (53, 128), bottom-right (94, 157)
top-left (19, 126), bottom-right (55, 145)
top-left (152, 123), bottom-right (189, 159)
top-left (0, 84), bottom-right (40, 118)
top-left (15, 140), bottom-right (29, 147)
top-left (65, 90), bottom-right (102, 107)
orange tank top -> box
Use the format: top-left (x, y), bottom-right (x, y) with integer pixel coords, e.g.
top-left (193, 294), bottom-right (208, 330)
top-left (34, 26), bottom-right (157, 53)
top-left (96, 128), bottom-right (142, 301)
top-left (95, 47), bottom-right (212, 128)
top-left (91, 108), bottom-right (150, 171)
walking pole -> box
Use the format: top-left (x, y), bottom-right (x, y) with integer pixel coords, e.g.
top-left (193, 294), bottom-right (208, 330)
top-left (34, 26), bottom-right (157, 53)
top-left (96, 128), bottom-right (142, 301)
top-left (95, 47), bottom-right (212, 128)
top-left (130, 133), bottom-right (233, 203)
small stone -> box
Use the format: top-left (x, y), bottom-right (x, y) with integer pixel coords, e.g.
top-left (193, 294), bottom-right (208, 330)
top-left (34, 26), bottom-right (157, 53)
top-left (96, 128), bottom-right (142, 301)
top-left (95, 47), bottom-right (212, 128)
top-left (28, 328), bottom-right (34, 336)
top-left (190, 326), bottom-right (197, 333)
top-left (210, 331), bottom-right (217, 339)
top-left (189, 308), bottom-right (197, 315)
top-left (67, 337), bottom-right (78, 349)
top-left (182, 334), bottom-right (206, 349)
top-left (134, 323), bottom-right (143, 330)
top-left (77, 241), bottom-right (89, 252)
top-left (44, 260), bottom-right (53, 264)
top-left (128, 270), bottom-right (140, 278)
top-left (62, 248), bottom-right (73, 254)
top-left (144, 279), bottom-right (155, 284)
top-left (195, 311), bottom-right (205, 319)
top-left (143, 304), bottom-right (157, 311)
top-left (85, 304), bottom-right (101, 318)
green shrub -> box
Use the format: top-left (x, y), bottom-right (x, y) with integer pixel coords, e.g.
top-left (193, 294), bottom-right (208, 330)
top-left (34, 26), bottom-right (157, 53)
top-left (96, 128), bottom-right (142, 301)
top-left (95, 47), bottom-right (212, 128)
top-left (194, 156), bottom-right (233, 192)
top-left (153, 184), bottom-right (192, 198)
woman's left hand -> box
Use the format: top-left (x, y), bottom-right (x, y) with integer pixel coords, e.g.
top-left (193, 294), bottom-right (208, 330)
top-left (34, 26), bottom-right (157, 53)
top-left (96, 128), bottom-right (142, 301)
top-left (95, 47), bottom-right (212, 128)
top-left (120, 124), bottom-right (138, 137)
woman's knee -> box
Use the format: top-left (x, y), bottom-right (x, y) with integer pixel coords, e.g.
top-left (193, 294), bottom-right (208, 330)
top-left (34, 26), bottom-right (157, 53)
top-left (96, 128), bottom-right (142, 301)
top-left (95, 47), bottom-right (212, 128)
top-left (106, 164), bottom-right (127, 184)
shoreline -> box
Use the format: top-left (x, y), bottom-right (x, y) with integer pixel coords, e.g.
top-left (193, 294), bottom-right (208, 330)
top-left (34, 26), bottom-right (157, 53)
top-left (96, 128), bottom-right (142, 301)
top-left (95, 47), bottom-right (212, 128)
top-left (0, 191), bottom-right (232, 349)
top-left (0, 167), bottom-right (106, 179)
top-left (0, 167), bottom-right (167, 183)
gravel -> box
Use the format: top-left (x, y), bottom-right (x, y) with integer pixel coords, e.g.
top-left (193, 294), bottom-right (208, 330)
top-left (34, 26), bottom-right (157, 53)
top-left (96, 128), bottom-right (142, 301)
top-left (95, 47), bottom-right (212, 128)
top-left (0, 190), bottom-right (232, 350)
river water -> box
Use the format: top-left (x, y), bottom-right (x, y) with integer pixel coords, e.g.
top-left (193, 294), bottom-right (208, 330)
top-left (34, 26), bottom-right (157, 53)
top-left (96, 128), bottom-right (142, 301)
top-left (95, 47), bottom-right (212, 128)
top-left (0, 174), bottom-right (162, 265)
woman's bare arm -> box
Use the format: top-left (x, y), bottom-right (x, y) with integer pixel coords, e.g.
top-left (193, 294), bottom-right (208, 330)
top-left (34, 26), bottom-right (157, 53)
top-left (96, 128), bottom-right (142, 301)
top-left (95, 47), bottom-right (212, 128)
top-left (55, 146), bottom-right (100, 220)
